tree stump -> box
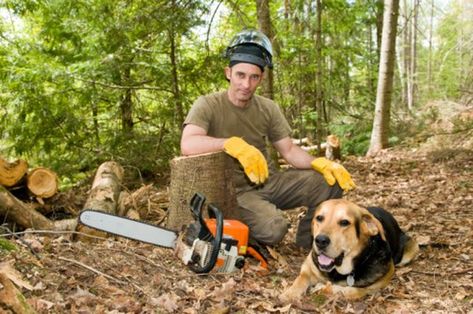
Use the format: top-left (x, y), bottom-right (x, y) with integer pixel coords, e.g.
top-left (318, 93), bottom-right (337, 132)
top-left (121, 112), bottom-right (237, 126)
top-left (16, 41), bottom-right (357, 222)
top-left (324, 135), bottom-right (341, 161)
top-left (167, 152), bottom-right (238, 230)
top-left (76, 161), bottom-right (124, 239)
top-left (0, 158), bottom-right (28, 187)
top-left (26, 167), bottom-right (59, 199)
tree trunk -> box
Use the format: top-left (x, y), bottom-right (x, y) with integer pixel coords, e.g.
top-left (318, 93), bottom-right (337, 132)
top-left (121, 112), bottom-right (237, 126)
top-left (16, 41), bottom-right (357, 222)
top-left (408, 0), bottom-right (419, 112)
top-left (76, 161), bottom-right (124, 238)
top-left (0, 158), bottom-right (28, 187)
top-left (376, 0), bottom-right (384, 57)
top-left (367, 0), bottom-right (400, 156)
top-left (427, 0), bottom-right (434, 93)
top-left (315, 0), bottom-right (324, 149)
top-left (167, 152), bottom-right (237, 230)
top-left (401, 0), bottom-right (411, 108)
top-left (170, 0), bottom-right (184, 127)
top-left (120, 65), bottom-right (134, 133)
top-left (256, 0), bottom-right (274, 99)
top-left (26, 167), bottom-right (58, 199)
top-left (0, 186), bottom-right (54, 230)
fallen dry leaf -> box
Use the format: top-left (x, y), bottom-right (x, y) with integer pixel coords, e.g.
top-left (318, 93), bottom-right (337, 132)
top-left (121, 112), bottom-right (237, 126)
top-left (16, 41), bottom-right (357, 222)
top-left (0, 259), bottom-right (33, 290)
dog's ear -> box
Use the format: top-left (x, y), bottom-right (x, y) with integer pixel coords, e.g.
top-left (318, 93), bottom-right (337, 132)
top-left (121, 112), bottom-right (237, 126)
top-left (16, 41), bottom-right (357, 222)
top-left (360, 209), bottom-right (386, 241)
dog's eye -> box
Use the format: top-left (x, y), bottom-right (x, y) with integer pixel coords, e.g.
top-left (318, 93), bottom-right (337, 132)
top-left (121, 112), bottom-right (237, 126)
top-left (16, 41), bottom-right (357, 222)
top-left (339, 219), bottom-right (350, 227)
top-left (315, 215), bottom-right (324, 222)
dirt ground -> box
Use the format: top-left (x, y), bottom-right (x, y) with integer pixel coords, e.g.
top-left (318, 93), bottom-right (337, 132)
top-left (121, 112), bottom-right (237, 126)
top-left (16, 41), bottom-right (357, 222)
top-left (1, 144), bottom-right (472, 313)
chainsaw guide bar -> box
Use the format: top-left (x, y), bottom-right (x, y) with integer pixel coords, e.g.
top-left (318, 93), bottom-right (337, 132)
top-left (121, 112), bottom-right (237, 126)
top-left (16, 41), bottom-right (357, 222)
top-left (79, 209), bottom-right (179, 249)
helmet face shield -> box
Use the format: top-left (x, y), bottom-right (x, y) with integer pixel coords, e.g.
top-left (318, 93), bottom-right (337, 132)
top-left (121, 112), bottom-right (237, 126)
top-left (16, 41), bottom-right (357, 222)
top-left (225, 29), bottom-right (273, 69)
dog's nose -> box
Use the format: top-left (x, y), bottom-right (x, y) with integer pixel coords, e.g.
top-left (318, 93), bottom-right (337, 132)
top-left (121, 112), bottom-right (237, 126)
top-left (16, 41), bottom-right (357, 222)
top-left (315, 235), bottom-right (330, 249)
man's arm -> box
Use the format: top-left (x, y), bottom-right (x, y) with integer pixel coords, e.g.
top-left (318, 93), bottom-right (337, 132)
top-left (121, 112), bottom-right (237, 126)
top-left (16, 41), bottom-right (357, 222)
top-left (180, 124), bottom-right (269, 184)
top-left (180, 124), bottom-right (226, 156)
top-left (274, 136), bottom-right (356, 191)
top-left (273, 136), bottom-right (314, 169)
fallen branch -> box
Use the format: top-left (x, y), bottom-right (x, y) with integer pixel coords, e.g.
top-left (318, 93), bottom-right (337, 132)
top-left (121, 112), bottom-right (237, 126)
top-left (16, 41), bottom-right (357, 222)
top-left (0, 229), bottom-right (112, 241)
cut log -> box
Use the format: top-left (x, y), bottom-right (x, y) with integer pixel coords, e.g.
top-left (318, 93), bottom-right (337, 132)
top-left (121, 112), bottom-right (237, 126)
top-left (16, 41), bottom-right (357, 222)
top-left (26, 167), bottom-right (59, 199)
top-left (0, 158), bottom-right (28, 187)
top-left (168, 152), bottom-right (238, 230)
top-left (76, 161), bottom-right (124, 239)
top-left (0, 186), bottom-right (54, 229)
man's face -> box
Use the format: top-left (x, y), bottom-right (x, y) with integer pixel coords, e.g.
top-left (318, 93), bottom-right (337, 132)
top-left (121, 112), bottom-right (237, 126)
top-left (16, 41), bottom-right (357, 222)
top-left (225, 63), bottom-right (263, 104)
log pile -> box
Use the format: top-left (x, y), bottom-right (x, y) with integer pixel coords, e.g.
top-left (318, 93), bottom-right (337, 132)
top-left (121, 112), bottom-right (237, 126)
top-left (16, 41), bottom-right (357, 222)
top-left (0, 157), bottom-right (127, 233)
top-left (0, 157), bottom-right (59, 202)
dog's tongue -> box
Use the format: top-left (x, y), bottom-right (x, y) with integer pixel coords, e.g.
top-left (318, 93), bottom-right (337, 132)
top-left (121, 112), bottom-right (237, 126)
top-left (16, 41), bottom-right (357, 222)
top-left (318, 254), bottom-right (334, 266)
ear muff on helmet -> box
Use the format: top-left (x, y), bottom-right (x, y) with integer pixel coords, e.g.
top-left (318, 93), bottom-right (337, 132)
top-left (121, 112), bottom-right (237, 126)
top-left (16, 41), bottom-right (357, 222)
top-left (224, 29), bottom-right (273, 69)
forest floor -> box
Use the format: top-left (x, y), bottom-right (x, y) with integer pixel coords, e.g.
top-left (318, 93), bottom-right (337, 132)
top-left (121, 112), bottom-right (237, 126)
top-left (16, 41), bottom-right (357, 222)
top-left (1, 113), bottom-right (473, 313)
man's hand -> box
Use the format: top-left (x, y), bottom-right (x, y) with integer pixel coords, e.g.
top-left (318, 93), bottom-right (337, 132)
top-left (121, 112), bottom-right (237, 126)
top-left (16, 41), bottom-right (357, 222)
top-left (223, 137), bottom-right (268, 184)
top-left (311, 157), bottom-right (356, 192)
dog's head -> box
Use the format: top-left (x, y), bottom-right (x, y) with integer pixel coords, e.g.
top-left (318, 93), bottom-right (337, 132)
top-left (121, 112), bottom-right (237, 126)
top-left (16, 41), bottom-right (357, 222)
top-left (311, 199), bottom-right (385, 275)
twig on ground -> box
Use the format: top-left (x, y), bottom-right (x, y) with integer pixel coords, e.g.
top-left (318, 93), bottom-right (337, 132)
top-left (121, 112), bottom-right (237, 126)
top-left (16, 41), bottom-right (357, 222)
top-left (58, 256), bottom-right (127, 285)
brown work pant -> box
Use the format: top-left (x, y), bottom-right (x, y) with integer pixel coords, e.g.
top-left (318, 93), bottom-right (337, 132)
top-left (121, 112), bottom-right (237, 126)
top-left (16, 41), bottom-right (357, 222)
top-left (234, 169), bottom-right (343, 249)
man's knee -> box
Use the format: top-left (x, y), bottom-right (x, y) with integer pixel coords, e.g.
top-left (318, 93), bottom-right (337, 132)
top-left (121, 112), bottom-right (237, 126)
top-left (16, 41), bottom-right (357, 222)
top-left (252, 215), bottom-right (289, 246)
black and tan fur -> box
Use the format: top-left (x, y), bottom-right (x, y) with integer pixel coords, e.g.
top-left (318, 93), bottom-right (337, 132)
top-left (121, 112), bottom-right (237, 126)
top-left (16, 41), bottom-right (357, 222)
top-left (280, 199), bottom-right (419, 301)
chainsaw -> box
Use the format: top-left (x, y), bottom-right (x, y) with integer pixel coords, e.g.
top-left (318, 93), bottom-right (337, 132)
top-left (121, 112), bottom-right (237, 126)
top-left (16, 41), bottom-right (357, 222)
top-left (79, 192), bottom-right (267, 273)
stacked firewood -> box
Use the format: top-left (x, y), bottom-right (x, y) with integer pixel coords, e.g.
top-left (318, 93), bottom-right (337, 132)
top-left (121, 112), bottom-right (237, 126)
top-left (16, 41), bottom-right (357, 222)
top-left (0, 157), bottom-right (65, 230)
top-left (0, 157), bottom-right (59, 202)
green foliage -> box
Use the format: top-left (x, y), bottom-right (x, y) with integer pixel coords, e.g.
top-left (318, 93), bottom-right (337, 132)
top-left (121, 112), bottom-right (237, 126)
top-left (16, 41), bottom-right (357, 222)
top-left (1, 0), bottom-right (209, 187)
top-left (0, 0), bottom-right (468, 187)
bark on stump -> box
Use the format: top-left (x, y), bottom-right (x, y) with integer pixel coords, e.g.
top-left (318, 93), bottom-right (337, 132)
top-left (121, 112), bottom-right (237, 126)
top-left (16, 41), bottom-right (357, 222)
top-left (0, 186), bottom-right (54, 230)
top-left (26, 167), bottom-right (59, 199)
top-left (167, 152), bottom-right (238, 230)
top-left (0, 158), bottom-right (28, 187)
top-left (76, 161), bottom-right (124, 239)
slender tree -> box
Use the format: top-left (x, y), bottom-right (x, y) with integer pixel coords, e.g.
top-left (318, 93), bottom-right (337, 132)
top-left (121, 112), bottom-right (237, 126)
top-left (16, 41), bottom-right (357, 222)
top-left (315, 0), bottom-right (324, 147)
top-left (256, 0), bottom-right (274, 99)
top-left (367, 0), bottom-right (400, 156)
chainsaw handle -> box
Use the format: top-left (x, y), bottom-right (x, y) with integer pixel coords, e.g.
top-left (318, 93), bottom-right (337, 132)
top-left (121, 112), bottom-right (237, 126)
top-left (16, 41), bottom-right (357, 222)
top-left (190, 192), bottom-right (206, 221)
top-left (188, 195), bottom-right (224, 274)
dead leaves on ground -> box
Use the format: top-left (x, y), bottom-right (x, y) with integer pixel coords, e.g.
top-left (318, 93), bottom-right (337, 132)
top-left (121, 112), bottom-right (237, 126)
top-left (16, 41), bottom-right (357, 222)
top-left (1, 147), bottom-right (472, 313)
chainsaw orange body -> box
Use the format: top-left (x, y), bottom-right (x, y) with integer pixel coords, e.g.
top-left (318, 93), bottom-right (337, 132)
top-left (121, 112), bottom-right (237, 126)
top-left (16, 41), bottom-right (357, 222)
top-left (205, 218), bottom-right (268, 271)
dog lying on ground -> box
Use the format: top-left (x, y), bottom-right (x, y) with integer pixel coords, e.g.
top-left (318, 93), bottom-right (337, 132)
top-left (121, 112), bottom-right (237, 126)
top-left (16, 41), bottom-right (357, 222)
top-left (280, 199), bottom-right (419, 301)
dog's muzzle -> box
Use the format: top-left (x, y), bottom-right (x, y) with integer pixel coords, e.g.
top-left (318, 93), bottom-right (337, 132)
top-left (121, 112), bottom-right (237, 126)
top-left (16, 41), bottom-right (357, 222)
top-left (313, 234), bottom-right (344, 272)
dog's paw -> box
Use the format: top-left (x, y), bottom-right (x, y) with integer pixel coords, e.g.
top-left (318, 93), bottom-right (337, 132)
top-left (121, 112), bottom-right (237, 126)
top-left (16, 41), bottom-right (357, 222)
top-left (279, 289), bottom-right (298, 304)
top-left (278, 290), bottom-right (294, 304)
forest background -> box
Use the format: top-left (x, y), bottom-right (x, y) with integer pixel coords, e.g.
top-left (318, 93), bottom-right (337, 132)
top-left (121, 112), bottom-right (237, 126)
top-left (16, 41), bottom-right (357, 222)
top-left (0, 0), bottom-right (472, 189)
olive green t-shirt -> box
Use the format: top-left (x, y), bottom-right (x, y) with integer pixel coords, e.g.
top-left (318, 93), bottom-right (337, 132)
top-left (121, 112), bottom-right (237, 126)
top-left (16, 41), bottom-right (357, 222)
top-left (183, 91), bottom-right (292, 191)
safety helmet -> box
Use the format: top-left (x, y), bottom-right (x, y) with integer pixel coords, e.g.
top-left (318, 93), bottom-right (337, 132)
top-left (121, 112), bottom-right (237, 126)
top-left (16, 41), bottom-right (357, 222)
top-left (224, 29), bottom-right (273, 69)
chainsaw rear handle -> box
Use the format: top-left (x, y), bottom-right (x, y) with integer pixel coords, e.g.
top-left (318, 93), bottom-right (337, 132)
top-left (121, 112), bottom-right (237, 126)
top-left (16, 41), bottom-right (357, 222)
top-left (188, 194), bottom-right (224, 274)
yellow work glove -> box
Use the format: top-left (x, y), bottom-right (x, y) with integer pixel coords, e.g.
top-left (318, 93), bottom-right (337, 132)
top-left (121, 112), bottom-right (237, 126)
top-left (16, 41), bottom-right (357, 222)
top-left (311, 157), bottom-right (356, 192)
top-left (223, 137), bottom-right (269, 184)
